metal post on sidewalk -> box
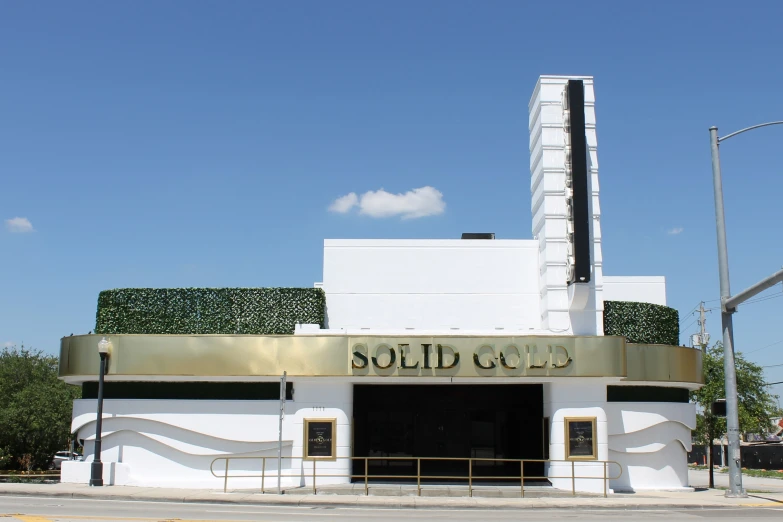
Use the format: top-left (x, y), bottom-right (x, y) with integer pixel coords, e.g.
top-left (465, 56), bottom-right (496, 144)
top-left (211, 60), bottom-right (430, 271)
top-left (90, 338), bottom-right (111, 487)
top-left (277, 371), bottom-right (286, 495)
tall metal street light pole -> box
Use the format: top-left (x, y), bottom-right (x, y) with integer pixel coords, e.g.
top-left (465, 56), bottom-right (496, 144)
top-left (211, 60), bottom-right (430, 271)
top-left (90, 337), bottom-right (112, 487)
top-left (709, 121), bottom-right (783, 498)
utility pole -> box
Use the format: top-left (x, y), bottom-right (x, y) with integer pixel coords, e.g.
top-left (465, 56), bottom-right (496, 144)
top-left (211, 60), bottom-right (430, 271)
top-left (694, 302), bottom-right (714, 487)
top-left (697, 302), bottom-right (710, 354)
top-left (689, 302), bottom-right (710, 353)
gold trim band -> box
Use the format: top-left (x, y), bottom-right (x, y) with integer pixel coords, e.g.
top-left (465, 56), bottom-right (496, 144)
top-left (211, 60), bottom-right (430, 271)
top-left (59, 334), bottom-right (702, 385)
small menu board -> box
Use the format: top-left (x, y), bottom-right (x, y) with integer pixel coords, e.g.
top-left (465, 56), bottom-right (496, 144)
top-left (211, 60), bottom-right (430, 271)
top-left (304, 419), bottom-right (336, 460)
top-left (565, 417), bottom-right (597, 460)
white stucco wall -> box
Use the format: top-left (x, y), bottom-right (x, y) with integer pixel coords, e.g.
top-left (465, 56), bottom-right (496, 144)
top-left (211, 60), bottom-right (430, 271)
top-left (543, 382), bottom-right (697, 493)
top-left (322, 239), bottom-right (541, 331)
top-left (606, 401), bottom-right (695, 491)
top-left (64, 379), bottom-right (697, 493)
top-left (603, 276), bottom-right (667, 306)
top-left (544, 381), bottom-right (611, 494)
top-left (62, 381), bottom-right (353, 489)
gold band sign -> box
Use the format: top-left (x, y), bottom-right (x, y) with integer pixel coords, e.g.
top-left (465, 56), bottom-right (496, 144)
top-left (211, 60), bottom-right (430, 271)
top-left (58, 334), bottom-right (701, 384)
top-left (349, 336), bottom-right (625, 377)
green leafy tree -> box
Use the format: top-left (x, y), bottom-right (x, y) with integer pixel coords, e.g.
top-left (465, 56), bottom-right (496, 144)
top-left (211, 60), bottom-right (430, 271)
top-left (690, 343), bottom-right (781, 488)
top-left (0, 346), bottom-right (81, 470)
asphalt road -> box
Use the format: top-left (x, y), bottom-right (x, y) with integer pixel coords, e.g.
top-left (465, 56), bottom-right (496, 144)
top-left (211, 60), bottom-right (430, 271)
top-left (1, 497), bottom-right (782, 522)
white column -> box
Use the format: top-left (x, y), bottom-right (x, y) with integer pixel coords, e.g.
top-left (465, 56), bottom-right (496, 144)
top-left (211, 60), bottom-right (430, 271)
top-left (291, 381), bottom-right (353, 487)
top-left (543, 381), bottom-right (609, 494)
top-left (529, 76), bottom-right (604, 335)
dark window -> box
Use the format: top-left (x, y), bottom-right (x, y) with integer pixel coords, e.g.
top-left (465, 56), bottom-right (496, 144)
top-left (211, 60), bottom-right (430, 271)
top-left (607, 385), bottom-right (689, 403)
top-left (81, 381), bottom-right (293, 400)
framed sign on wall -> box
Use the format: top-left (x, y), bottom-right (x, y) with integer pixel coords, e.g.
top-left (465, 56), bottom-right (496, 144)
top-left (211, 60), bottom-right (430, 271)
top-left (564, 417), bottom-right (597, 460)
top-left (303, 419), bottom-right (337, 460)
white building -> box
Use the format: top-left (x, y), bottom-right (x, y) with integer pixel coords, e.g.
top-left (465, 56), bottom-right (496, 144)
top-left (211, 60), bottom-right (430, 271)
top-left (59, 76), bottom-right (701, 494)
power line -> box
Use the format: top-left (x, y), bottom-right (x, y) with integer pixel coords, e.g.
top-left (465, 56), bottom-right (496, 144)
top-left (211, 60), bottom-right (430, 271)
top-left (742, 293), bottom-right (782, 306)
top-left (762, 362), bottom-right (783, 369)
top-left (687, 288), bottom-right (780, 318)
top-left (745, 338), bottom-right (783, 355)
top-left (679, 310), bottom-right (696, 325)
top-left (680, 317), bottom-right (698, 333)
top-left (682, 303), bottom-right (701, 320)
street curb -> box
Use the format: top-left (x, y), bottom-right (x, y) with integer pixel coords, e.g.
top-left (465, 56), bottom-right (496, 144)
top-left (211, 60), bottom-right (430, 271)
top-left (0, 489), bottom-right (778, 510)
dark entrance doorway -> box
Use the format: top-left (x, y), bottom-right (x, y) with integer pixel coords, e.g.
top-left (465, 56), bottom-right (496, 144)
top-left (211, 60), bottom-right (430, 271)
top-left (352, 384), bottom-right (545, 483)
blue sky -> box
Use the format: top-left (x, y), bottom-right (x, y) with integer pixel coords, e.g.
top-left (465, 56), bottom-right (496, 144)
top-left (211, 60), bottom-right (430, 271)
top-left (1, 1), bottom-right (782, 401)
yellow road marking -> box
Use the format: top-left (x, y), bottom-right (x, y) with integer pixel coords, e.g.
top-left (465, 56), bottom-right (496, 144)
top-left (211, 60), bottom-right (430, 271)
top-left (0, 514), bottom-right (187, 522)
top-left (12, 516), bottom-right (55, 522)
top-left (741, 502), bottom-right (783, 506)
top-left (0, 513), bottom-right (254, 522)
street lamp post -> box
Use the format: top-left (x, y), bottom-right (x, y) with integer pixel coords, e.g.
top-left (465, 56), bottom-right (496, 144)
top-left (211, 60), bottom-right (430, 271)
top-left (90, 336), bottom-right (111, 487)
top-left (709, 121), bottom-right (783, 498)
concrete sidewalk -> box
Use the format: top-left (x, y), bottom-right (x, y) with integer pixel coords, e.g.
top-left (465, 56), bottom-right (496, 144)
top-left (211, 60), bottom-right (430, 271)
top-left (0, 482), bottom-right (782, 510)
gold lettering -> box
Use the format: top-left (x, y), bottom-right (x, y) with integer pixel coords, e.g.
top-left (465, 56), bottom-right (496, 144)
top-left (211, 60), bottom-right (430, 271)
top-left (399, 344), bottom-right (419, 370)
top-left (473, 345), bottom-right (496, 370)
top-left (436, 344), bottom-right (460, 369)
top-left (499, 344), bottom-right (520, 370)
top-left (372, 344), bottom-right (396, 370)
top-left (526, 344), bottom-right (546, 369)
top-left (549, 345), bottom-right (573, 369)
top-left (352, 344), bottom-right (369, 369)
top-left (421, 344), bottom-right (432, 369)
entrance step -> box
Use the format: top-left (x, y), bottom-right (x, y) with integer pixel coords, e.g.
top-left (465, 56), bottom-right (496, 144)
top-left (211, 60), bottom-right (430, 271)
top-left (280, 483), bottom-right (600, 498)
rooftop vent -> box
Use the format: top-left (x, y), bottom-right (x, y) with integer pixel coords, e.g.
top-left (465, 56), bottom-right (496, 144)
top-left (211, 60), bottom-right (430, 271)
top-left (461, 233), bottom-right (495, 240)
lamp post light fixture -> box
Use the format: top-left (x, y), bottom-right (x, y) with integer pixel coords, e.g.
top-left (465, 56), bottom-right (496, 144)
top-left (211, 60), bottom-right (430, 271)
top-left (90, 336), bottom-right (112, 487)
top-left (709, 121), bottom-right (783, 498)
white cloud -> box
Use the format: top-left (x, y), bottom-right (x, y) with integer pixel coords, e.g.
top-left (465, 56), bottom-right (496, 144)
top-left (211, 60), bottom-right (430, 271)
top-left (667, 227), bottom-right (684, 235)
top-left (3, 341), bottom-right (13, 349)
top-left (5, 217), bottom-right (34, 233)
top-left (328, 192), bottom-right (359, 214)
top-left (329, 186), bottom-right (446, 220)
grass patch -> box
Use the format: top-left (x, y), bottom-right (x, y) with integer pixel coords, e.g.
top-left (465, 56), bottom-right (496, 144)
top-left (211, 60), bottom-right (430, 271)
top-left (689, 464), bottom-right (783, 479)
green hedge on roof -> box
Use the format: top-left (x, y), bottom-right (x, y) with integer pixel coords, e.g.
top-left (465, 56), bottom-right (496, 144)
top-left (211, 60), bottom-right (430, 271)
top-left (603, 300), bottom-right (679, 346)
top-left (95, 288), bottom-right (325, 335)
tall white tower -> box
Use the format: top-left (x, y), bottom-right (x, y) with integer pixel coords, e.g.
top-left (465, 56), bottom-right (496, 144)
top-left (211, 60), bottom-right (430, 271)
top-left (529, 76), bottom-right (604, 335)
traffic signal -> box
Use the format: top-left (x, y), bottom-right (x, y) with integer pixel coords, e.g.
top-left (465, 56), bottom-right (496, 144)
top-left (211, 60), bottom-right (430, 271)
top-left (712, 398), bottom-right (727, 417)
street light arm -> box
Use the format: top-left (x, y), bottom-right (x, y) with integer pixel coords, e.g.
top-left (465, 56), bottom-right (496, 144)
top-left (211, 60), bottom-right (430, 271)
top-left (724, 268), bottom-right (783, 312)
top-left (718, 121), bottom-right (783, 142)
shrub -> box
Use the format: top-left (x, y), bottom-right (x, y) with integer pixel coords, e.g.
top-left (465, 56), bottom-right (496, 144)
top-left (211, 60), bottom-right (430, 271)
top-left (95, 287), bottom-right (325, 335)
top-left (603, 300), bottom-right (679, 345)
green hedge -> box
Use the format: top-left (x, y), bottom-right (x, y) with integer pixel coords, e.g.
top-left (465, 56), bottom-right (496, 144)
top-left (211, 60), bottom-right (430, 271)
top-left (95, 288), bottom-right (325, 335)
top-left (603, 300), bottom-right (679, 346)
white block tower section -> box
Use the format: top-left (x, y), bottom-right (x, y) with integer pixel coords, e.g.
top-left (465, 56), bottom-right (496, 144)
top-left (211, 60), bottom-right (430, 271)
top-left (529, 76), bottom-right (604, 335)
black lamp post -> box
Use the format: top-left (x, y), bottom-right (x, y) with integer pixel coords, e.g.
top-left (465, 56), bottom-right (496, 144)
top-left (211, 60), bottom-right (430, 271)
top-left (89, 336), bottom-right (111, 487)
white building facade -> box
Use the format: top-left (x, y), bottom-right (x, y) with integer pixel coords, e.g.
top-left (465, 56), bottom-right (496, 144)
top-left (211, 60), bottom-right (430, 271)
top-left (59, 76), bottom-right (701, 494)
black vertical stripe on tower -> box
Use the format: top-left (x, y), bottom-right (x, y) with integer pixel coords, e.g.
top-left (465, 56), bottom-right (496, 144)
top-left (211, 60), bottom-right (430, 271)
top-left (567, 80), bottom-right (591, 284)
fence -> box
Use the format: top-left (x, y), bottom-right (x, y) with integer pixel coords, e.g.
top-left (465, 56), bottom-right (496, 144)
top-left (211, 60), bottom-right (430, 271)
top-left (210, 456), bottom-right (622, 498)
top-left (689, 444), bottom-right (783, 470)
top-left (0, 471), bottom-right (60, 483)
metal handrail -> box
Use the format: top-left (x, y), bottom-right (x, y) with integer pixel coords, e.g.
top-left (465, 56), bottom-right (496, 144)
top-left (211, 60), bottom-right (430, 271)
top-left (210, 456), bottom-right (622, 498)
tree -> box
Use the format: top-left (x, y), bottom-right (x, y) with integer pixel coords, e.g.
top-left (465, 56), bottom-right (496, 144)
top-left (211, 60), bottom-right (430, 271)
top-left (0, 346), bottom-right (81, 471)
top-left (690, 343), bottom-right (781, 488)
